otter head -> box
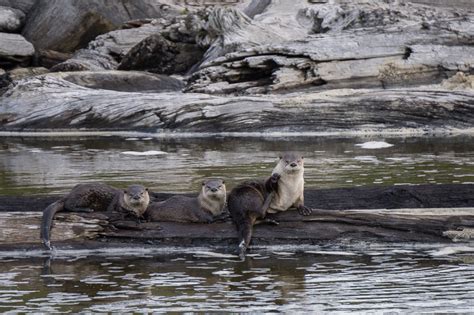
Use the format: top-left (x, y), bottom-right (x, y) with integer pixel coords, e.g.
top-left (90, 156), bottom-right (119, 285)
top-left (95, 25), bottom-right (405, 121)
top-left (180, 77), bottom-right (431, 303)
top-left (123, 184), bottom-right (150, 210)
top-left (201, 179), bottom-right (226, 201)
top-left (277, 152), bottom-right (304, 174)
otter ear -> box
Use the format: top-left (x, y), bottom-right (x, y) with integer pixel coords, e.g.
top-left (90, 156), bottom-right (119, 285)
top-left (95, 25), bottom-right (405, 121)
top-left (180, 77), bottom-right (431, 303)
top-left (145, 188), bottom-right (148, 191)
top-left (123, 190), bottom-right (127, 194)
top-left (202, 181), bottom-right (205, 186)
top-left (279, 155), bottom-right (282, 159)
top-left (222, 180), bottom-right (225, 184)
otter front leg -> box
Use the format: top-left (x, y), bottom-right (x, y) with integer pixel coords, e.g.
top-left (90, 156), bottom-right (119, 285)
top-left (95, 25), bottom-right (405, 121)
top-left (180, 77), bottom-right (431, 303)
top-left (295, 196), bottom-right (312, 216)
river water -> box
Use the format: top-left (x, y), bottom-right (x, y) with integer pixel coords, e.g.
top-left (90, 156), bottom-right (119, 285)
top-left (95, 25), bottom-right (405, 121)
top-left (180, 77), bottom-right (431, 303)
top-left (0, 134), bottom-right (473, 312)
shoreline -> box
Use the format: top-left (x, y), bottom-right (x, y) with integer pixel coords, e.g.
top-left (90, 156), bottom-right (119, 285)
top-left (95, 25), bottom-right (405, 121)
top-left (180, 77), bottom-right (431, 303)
top-left (1, 128), bottom-right (474, 138)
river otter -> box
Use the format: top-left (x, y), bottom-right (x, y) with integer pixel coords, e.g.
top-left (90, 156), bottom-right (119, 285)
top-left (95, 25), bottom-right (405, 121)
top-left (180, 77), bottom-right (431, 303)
top-left (227, 173), bottom-right (280, 259)
top-left (107, 184), bottom-right (150, 221)
top-left (40, 183), bottom-right (149, 250)
top-left (268, 152), bottom-right (312, 216)
top-left (146, 179), bottom-right (226, 223)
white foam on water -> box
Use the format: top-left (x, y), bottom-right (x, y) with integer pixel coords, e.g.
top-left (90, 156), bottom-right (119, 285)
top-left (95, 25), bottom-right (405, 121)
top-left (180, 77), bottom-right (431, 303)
top-left (121, 150), bottom-right (168, 156)
top-left (355, 141), bottom-right (394, 149)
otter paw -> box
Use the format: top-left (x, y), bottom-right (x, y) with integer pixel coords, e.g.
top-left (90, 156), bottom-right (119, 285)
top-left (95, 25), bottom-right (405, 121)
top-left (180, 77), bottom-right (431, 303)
top-left (238, 240), bottom-right (247, 260)
top-left (298, 206), bottom-right (313, 216)
top-left (42, 240), bottom-right (52, 251)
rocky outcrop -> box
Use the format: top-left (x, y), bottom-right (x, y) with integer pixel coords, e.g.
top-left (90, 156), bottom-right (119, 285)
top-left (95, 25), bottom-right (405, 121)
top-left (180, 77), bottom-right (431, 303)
top-left (0, 75), bottom-right (472, 133)
top-left (51, 20), bottom-right (167, 71)
top-left (22, 0), bottom-right (184, 53)
top-left (0, 32), bottom-right (34, 68)
top-left (0, 6), bottom-right (25, 32)
top-left (186, 1), bottom-right (474, 94)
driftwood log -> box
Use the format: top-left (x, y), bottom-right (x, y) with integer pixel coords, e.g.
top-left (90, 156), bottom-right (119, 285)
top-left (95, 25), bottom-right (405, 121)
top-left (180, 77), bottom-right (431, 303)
top-left (0, 184), bottom-right (473, 251)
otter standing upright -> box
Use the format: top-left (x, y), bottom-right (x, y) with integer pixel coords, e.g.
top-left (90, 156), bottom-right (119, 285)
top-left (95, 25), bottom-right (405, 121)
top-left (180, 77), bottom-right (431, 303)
top-left (269, 152), bottom-right (312, 216)
top-left (228, 173), bottom-right (280, 259)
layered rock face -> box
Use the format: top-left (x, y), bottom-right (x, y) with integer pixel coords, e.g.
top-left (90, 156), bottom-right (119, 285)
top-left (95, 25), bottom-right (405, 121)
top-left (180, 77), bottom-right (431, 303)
top-left (0, 0), bottom-right (473, 134)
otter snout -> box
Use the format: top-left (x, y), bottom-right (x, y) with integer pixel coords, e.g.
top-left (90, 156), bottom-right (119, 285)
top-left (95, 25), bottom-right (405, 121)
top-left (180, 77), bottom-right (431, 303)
top-left (290, 162), bottom-right (297, 167)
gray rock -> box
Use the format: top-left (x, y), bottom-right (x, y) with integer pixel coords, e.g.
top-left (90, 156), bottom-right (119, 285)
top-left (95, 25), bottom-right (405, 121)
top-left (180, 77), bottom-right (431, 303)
top-left (51, 21), bottom-right (167, 71)
top-left (50, 71), bottom-right (184, 93)
top-left (118, 34), bottom-right (205, 75)
top-left (0, 0), bottom-right (36, 14)
top-left (0, 67), bottom-right (48, 95)
top-left (0, 6), bottom-right (25, 32)
top-left (0, 32), bottom-right (34, 68)
top-left (0, 75), bottom-right (473, 133)
top-left (186, 1), bottom-right (474, 94)
top-left (22, 0), bottom-right (184, 53)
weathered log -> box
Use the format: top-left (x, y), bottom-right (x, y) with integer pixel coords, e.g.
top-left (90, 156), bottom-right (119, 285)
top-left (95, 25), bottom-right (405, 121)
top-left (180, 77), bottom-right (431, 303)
top-left (0, 184), bottom-right (473, 250)
top-left (1, 207), bottom-right (474, 250)
top-left (2, 185), bottom-right (473, 212)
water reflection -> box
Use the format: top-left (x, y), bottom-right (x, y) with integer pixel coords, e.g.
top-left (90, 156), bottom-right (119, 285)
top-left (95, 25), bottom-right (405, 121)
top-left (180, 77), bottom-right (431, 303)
top-left (0, 244), bottom-right (473, 312)
top-left (0, 135), bottom-right (473, 195)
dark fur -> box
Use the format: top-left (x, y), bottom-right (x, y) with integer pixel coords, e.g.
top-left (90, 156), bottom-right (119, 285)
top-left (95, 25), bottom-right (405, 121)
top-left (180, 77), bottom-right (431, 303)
top-left (227, 174), bottom-right (280, 259)
top-left (146, 179), bottom-right (226, 223)
top-left (40, 183), bottom-right (118, 250)
top-left (40, 183), bottom-right (149, 250)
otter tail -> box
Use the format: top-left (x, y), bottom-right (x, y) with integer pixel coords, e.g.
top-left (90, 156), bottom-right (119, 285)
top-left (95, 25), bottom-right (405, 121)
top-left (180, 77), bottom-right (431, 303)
top-left (40, 200), bottom-right (65, 250)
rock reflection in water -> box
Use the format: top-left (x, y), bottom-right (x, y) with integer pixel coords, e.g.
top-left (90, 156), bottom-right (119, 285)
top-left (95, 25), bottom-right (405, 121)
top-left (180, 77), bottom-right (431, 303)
top-left (0, 135), bottom-right (473, 195)
top-left (0, 245), bottom-right (473, 313)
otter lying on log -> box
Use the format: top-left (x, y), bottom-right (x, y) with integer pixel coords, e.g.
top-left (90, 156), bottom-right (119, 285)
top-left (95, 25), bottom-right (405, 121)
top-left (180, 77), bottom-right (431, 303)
top-left (146, 179), bottom-right (227, 223)
top-left (40, 183), bottom-right (149, 250)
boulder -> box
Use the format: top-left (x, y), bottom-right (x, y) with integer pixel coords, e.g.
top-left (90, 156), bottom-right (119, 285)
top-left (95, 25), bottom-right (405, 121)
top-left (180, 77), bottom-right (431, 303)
top-left (0, 32), bottom-right (34, 68)
top-left (22, 0), bottom-right (184, 53)
top-left (0, 0), bottom-right (36, 15)
top-left (118, 34), bottom-right (205, 75)
top-left (0, 6), bottom-right (25, 32)
top-left (51, 20), bottom-right (167, 71)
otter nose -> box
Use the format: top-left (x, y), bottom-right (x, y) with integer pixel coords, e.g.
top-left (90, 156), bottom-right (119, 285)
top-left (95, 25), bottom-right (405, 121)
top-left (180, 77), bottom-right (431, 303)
top-left (290, 162), bottom-right (297, 167)
top-left (211, 188), bottom-right (218, 192)
top-left (133, 195), bottom-right (141, 200)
